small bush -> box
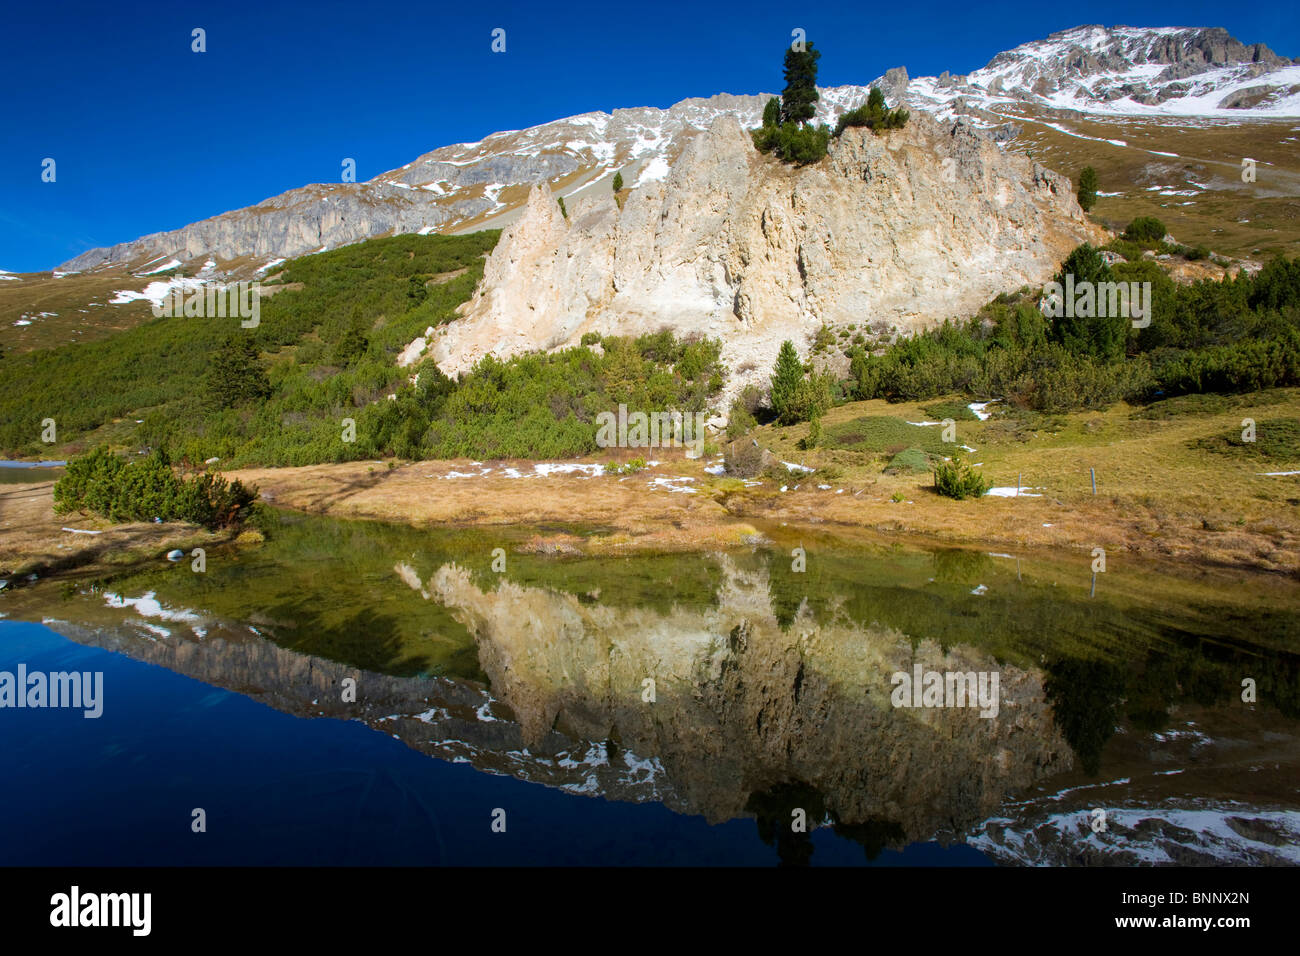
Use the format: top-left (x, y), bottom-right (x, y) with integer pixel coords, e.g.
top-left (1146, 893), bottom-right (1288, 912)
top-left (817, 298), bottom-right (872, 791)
top-left (724, 441), bottom-right (765, 478)
top-left (1190, 418), bottom-right (1300, 461)
top-left (834, 87), bottom-right (909, 136)
top-left (752, 122), bottom-right (831, 165)
top-left (1077, 166), bottom-right (1098, 212)
top-left (1104, 238), bottom-right (1145, 262)
top-left (726, 385), bottom-right (762, 440)
top-left (604, 456), bottom-right (647, 475)
top-left (922, 401), bottom-right (978, 422)
top-left (933, 457), bottom-right (991, 500)
top-left (1123, 216), bottom-right (1167, 243)
top-left (799, 416), bottom-right (822, 450)
top-left (813, 325), bottom-right (836, 353)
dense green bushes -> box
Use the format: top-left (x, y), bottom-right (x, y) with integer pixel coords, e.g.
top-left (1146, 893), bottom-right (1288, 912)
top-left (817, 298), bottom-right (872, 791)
top-left (0, 229), bottom-right (734, 467)
top-left (752, 121), bottom-right (832, 165)
top-left (847, 251), bottom-right (1300, 413)
top-left (54, 448), bottom-right (256, 528)
top-left (0, 232), bottom-right (498, 461)
top-left (834, 87), bottom-right (908, 135)
top-left (360, 331), bottom-right (725, 462)
top-left (1151, 329), bottom-right (1300, 396)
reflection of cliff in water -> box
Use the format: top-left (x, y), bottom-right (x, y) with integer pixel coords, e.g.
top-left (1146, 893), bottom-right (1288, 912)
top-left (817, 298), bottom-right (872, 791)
top-left (14, 515), bottom-right (1299, 863)
top-left (415, 555), bottom-right (1072, 840)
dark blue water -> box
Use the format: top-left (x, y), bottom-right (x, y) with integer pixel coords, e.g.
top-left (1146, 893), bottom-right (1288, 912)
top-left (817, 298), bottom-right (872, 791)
top-left (0, 621), bottom-right (991, 866)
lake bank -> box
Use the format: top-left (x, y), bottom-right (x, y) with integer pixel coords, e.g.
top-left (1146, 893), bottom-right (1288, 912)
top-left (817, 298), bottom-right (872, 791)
top-left (220, 453), bottom-right (1298, 575)
top-left (3, 447), bottom-right (1296, 588)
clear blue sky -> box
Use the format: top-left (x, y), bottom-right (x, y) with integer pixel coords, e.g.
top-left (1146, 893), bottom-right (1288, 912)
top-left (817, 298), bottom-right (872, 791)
top-left (2, 1), bottom-right (1295, 271)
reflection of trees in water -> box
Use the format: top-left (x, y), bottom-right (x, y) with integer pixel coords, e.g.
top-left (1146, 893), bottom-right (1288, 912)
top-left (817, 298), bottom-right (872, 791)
top-left (931, 548), bottom-right (994, 585)
top-left (764, 551), bottom-right (808, 632)
top-left (1044, 658), bottom-right (1126, 776)
top-left (832, 817), bottom-right (907, 861)
top-left (746, 781), bottom-right (826, 867)
top-left (1045, 639), bottom-right (1300, 776)
top-left (746, 780), bottom-right (907, 865)
top-left (255, 597), bottom-right (428, 676)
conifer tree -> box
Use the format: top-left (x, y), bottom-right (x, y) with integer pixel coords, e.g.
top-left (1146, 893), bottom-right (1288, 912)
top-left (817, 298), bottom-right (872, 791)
top-left (205, 335), bottom-right (271, 408)
top-left (1077, 166), bottom-right (1098, 212)
top-left (780, 43), bottom-right (821, 125)
top-left (770, 340), bottom-right (804, 424)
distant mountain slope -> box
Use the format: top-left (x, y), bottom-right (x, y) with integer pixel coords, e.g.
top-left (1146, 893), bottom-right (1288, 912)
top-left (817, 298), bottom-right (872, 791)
top-left (53, 25), bottom-right (1298, 282)
top-left (910, 25), bottom-right (1299, 118)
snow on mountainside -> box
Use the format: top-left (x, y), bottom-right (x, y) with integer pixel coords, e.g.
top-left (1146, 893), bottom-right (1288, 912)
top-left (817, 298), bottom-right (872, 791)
top-left (908, 25), bottom-right (1300, 118)
top-left (54, 25), bottom-right (1298, 279)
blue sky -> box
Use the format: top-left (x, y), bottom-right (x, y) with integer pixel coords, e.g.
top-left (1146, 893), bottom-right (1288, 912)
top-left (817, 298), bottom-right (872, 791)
top-left (2, 1), bottom-right (1296, 272)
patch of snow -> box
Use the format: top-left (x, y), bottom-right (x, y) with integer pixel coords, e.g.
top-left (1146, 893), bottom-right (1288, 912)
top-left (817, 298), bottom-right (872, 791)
top-left (985, 486), bottom-right (1044, 497)
top-left (636, 155), bottom-right (671, 185)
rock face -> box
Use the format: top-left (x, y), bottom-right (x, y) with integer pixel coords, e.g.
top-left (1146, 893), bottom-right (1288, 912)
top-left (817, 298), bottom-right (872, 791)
top-left (60, 182), bottom-right (491, 274)
top-left (418, 110), bottom-right (1104, 399)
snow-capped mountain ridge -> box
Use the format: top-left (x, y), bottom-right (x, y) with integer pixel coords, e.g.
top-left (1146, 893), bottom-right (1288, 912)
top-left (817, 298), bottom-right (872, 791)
top-left (913, 24), bottom-right (1300, 117)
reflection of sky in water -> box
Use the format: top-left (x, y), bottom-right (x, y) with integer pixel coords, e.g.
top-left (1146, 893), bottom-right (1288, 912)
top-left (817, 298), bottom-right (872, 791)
top-left (0, 621), bottom-right (989, 866)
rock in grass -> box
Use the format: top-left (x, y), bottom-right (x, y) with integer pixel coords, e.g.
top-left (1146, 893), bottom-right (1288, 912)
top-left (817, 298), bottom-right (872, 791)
top-left (166, 549), bottom-right (185, 562)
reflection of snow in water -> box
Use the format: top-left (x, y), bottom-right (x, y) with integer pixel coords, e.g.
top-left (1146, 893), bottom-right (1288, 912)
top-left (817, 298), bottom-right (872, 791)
top-left (971, 802), bottom-right (1300, 866)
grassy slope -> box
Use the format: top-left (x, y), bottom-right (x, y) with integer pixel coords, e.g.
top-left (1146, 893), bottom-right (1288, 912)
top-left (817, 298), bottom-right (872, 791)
top-left (0, 232), bottom-right (499, 460)
top-left (729, 388), bottom-right (1300, 570)
top-left (0, 270), bottom-right (158, 354)
top-left (998, 109), bottom-right (1300, 260)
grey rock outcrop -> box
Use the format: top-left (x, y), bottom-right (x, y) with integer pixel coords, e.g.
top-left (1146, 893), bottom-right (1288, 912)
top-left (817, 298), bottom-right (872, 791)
top-left (416, 109), bottom-right (1104, 402)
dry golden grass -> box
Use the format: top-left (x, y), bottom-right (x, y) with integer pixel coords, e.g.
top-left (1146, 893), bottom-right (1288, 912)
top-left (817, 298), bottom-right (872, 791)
top-left (999, 110), bottom-right (1300, 260)
top-left (0, 478), bottom-right (224, 580)
top-left (209, 387), bottom-right (1300, 573)
top-left (5, 389), bottom-right (1296, 579)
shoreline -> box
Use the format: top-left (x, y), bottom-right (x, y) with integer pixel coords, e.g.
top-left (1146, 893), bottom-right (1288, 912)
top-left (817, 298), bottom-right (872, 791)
top-left (2, 451), bottom-right (1297, 590)
top-left (229, 456), bottom-right (1296, 576)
